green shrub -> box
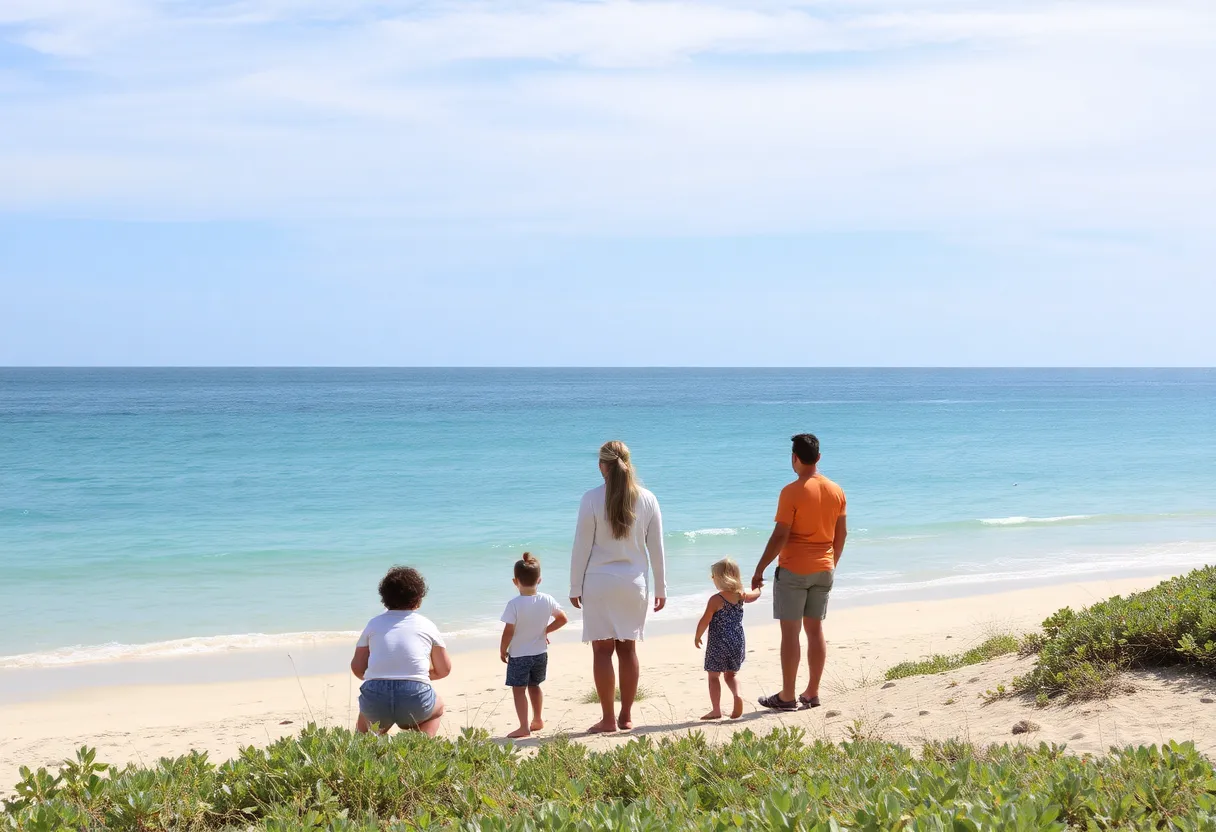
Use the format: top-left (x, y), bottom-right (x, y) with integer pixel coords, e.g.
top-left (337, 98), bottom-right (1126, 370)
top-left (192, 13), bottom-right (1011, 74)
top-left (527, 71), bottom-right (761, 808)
top-left (1014, 566), bottom-right (1216, 700)
top-left (885, 634), bottom-right (1020, 680)
top-left (5, 726), bottom-right (1216, 830)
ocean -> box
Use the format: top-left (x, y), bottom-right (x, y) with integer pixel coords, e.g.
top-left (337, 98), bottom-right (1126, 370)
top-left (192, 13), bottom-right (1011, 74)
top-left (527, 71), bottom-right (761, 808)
top-left (2, 368), bottom-right (1214, 668)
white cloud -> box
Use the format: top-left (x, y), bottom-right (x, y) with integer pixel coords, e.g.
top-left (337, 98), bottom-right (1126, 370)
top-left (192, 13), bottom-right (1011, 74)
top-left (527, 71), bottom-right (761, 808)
top-left (0, 0), bottom-right (1213, 233)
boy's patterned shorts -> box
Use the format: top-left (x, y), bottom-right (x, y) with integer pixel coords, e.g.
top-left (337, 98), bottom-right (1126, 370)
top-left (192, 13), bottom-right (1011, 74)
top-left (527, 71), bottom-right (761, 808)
top-left (505, 652), bottom-right (548, 687)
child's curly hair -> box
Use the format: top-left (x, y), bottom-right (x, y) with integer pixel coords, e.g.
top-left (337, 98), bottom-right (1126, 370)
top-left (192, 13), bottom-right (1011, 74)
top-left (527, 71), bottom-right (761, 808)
top-left (379, 566), bottom-right (427, 610)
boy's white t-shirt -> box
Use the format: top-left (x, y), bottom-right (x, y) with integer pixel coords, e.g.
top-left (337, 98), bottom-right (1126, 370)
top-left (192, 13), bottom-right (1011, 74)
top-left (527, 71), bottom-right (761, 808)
top-left (356, 610), bottom-right (445, 683)
top-left (500, 593), bottom-right (562, 658)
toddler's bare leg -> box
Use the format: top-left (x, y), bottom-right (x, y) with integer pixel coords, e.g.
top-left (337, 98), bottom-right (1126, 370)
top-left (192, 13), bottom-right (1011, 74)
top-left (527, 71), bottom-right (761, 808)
top-left (528, 685), bottom-right (544, 731)
top-left (415, 697), bottom-right (445, 738)
top-left (507, 688), bottom-right (531, 738)
top-left (724, 672), bottom-right (744, 719)
top-left (702, 672), bottom-right (723, 719)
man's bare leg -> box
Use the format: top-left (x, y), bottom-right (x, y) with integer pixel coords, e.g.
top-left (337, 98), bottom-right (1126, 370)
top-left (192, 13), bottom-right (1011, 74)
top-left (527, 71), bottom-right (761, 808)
top-left (800, 617), bottom-right (826, 702)
top-left (779, 618), bottom-right (803, 703)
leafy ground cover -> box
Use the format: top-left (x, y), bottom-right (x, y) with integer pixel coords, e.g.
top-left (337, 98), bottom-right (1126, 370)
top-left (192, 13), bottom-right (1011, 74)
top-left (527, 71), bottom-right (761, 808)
top-left (5, 726), bottom-right (1216, 831)
top-left (884, 634), bottom-right (1021, 681)
top-left (1014, 566), bottom-right (1216, 701)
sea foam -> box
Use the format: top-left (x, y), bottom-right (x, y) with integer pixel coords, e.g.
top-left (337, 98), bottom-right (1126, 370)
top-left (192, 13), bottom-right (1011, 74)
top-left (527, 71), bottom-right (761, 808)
top-left (682, 527), bottom-right (742, 540)
top-left (979, 515), bottom-right (1096, 526)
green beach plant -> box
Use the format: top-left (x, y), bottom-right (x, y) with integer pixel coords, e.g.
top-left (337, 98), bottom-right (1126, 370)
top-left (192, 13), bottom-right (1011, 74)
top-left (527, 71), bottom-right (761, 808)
top-left (578, 684), bottom-right (651, 705)
top-left (1013, 566), bottom-right (1216, 701)
top-left (884, 633), bottom-right (1020, 681)
top-left (5, 726), bottom-right (1216, 830)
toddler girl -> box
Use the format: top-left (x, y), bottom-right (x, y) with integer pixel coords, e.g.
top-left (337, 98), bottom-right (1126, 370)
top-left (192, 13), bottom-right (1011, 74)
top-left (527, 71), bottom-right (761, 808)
top-left (694, 557), bottom-right (761, 720)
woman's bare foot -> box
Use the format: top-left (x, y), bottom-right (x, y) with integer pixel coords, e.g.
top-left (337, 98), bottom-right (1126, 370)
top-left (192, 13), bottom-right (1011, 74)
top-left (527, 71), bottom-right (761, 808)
top-left (529, 718), bottom-right (544, 732)
top-left (730, 697), bottom-right (745, 719)
top-left (617, 714), bottom-right (634, 731)
top-left (700, 710), bottom-right (723, 720)
top-left (587, 718), bottom-right (618, 734)
top-left (506, 727), bottom-right (531, 739)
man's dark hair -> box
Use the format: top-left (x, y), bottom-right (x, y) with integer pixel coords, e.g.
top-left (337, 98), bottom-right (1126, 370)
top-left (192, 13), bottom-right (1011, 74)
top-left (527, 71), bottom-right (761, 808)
top-left (515, 552), bottom-right (542, 587)
top-left (379, 566), bottom-right (427, 610)
top-left (792, 433), bottom-right (821, 465)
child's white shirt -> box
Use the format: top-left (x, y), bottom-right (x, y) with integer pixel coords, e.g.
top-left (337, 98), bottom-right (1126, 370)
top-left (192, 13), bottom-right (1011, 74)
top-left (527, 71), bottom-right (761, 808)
top-left (357, 610), bottom-right (445, 683)
top-left (501, 593), bottom-right (562, 658)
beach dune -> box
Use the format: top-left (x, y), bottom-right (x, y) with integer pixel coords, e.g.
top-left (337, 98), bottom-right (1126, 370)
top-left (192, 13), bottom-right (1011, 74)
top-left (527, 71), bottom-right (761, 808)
top-left (4, 573), bottom-right (1215, 796)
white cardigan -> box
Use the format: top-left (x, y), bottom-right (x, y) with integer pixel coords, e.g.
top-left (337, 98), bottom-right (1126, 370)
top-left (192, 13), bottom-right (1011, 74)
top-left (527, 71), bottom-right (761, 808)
top-left (569, 484), bottom-right (667, 599)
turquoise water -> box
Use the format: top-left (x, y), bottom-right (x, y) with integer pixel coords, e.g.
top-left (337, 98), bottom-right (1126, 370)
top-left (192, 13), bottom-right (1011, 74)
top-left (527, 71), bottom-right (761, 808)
top-left (2, 368), bottom-right (1214, 666)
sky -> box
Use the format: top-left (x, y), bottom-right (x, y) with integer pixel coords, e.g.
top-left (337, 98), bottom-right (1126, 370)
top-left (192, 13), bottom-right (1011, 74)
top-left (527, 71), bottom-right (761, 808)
top-left (1, 0), bottom-right (1214, 366)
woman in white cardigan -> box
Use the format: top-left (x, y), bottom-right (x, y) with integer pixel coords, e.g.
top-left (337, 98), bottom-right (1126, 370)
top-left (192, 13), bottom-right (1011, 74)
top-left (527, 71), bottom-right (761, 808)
top-left (569, 440), bottom-right (667, 733)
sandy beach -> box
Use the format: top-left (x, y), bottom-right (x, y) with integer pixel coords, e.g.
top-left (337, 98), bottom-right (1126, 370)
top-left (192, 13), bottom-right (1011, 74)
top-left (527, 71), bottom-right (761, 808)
top-left (4, 572), bottom-right (1214, 795)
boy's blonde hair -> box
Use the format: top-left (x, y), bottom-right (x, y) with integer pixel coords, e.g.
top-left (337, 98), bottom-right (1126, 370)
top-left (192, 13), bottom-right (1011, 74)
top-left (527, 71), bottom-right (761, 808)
top-left (710, 558), bottom-right (743, 594)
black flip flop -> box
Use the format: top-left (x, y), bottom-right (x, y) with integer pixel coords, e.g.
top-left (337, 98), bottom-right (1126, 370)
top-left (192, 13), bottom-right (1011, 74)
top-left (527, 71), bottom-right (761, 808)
top-left (758, 693), bottom-right (800, 712)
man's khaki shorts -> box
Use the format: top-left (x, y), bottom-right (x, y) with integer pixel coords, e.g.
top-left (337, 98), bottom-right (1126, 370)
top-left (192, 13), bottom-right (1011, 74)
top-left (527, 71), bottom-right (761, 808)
top-left (773, 567), bottom-right (834, 621)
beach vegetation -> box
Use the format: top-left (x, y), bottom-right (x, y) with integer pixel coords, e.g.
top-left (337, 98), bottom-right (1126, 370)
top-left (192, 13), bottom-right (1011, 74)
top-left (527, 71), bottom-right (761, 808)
top-left (884, 634), bottom-right (1020, 681)
top-left (578, 685), bottom-right (651, 705)
top-left (1013, 566), bottom-right (1216, 701)
top-left (5, 726), bottom-right (1216, 830)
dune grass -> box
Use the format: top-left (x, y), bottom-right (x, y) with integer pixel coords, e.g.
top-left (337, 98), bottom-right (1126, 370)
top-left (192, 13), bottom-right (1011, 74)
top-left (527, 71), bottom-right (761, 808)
top-left (578, 684), bottom-right (651, 705)
top-left (5, 726), bottom-right (1216, 830)
top-left (885, 633), bottom-right (1022, 681)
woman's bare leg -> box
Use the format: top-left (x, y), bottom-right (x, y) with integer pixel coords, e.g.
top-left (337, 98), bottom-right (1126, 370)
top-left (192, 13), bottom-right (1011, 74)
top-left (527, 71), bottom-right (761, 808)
top-left (588, 639), bottom-right (618, 733)
top-left (615, 640), bottom-right (639, 730)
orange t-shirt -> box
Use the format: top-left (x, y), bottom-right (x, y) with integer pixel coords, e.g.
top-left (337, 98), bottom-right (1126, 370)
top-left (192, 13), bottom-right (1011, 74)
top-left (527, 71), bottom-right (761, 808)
top-left (775, 474), bottom-right (847, 575)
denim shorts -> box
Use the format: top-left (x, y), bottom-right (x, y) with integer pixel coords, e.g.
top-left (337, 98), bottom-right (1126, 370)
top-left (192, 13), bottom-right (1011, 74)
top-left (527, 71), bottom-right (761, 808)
top-left (505, 653), bottom-right (548, 687)
top-left (358, 679), bottom-right (437, 730)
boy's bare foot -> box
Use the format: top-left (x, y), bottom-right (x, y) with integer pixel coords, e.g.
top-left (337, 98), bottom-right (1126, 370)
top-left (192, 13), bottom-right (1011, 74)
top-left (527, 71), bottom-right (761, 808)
top-left (529, 718), bottom-right (544, 731)
top-left (617, 715), bottom-right (633, 731)
top-left (730, 697), bottom-right (745, 719)
top-left (700, 710), bottom-right (723, 720)
top-left (506, 727), bottom-right (531, 739)
top-left (587, 718), bottom-right (617, 734)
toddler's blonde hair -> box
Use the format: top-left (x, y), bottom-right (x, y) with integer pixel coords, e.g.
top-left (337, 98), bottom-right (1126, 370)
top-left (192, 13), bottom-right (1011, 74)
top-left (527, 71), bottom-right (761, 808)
top-left (710, 557), bottom-right (743, 594)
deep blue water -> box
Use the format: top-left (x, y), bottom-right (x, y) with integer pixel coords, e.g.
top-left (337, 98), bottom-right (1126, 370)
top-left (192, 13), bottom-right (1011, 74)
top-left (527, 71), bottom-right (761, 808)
top-left (2, 368), bottom-right (1214, 665)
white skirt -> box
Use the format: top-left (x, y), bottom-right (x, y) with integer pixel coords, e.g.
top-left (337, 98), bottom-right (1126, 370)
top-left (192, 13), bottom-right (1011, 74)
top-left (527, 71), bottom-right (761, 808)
top-left (581, 572), bottom-right (648, 642)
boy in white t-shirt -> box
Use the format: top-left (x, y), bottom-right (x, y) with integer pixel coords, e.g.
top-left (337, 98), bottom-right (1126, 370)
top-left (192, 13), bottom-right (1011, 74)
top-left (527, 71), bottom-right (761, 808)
top-left (350, 566), bottom-right (451, 737)
top-left (500, 552), bottom-right (568, 738)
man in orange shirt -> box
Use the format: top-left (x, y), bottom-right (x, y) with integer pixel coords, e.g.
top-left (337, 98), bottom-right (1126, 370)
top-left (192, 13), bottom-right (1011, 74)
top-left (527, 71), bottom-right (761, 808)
top-left (751, 434), bottom-right (847, 711)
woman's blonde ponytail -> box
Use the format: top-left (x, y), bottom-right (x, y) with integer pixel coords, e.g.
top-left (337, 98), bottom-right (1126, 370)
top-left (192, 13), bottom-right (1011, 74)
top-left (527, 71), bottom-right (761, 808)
top-left (599, 440), bottom-right (639, 540)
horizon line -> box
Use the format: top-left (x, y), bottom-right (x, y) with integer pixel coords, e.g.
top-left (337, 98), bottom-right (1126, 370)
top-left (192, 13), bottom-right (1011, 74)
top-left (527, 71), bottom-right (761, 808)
top-left (3, 366), bottom-right (1214, 372)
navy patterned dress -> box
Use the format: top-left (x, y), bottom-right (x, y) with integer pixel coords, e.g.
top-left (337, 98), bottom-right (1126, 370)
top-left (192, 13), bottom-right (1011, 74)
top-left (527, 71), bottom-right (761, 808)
top-left (704, 593), bottom-right (746, 673)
